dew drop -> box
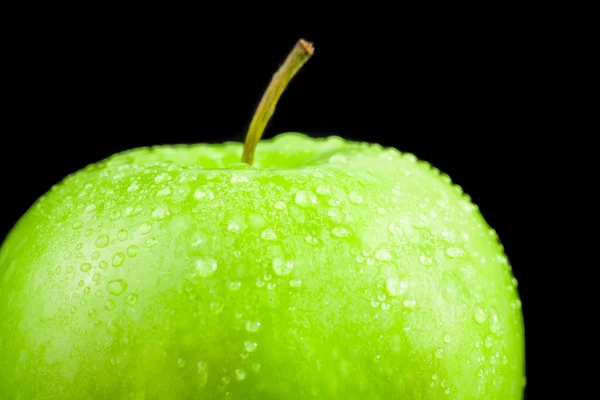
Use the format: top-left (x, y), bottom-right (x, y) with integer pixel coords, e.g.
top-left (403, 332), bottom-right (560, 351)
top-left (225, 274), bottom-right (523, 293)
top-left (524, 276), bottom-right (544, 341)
top-left (227, 281), bottom-right (242, 291)
top-left (245, 320), bottom-right (261, 332)
top-left (445, 247), bottom-right (462, 258)
top-left (377, 207), bottom-right (387, 215)
top-left (235, 369), bottom-right (246, 380)
top-left (273, 258), bottom-right (294, 276)
top-left (125, 205), bottom-right (143, 217)
top-left (244, 341), bottom-right (258, 352)
top-left (72, 221), bottom-right (83, 230)
top-left (157, 187), bottom-right (171, 197)
top-left (329, 154), bottom-right (347, 164)
top-left (107, 279), bottom-right (128, 296)
top-left (227, 222), bottom-right (240, 233)
top-left (386, 278), bottom-right (408, 296)
top-left (88, 308), bottom-right (96, 317)
top-left (331, 227), bottom-right (349, 237)
top-left (489, 308), bottom-right (500, 333)
top-left (381, 303), bottom-right (391, 310)
top-left (70, 306), bottom-right (77, 314)
top-left (210, 302), bottom-right (224, 314)
top-left (443, 333), bottom-right (452, 343)
top-left (295, 190), bottom-right (317, 207)
top-left (146, 237), bottom-right (158, 247)
top-left (289, 279), bottom-right (303, 288)
top-left (403, 299), bottom-right (417, 308)
top-left (195, 258), bottom-right (218, 277)
top-left (177, 358), bottom-right (186, 368)
top-left (112, 252), bottom-right (125, 267)
top-left (273, 201), bottom-right (286, 210)
top-left (349, 192), bottom-right (363, 204)
top-left (138, 223), bottom-right (152, 235)
top-left (80, 263), bottom-right (92, 272)
top-left (316, 185), bottom-right (330, 195)
top-left (95, 235), bottom-right (110, 248)
top-left (92, 251), bottom-right (101, 260)
top-left (99, 260), bottom-right (108, 270)
top-left (84, 287), bottom-right (91, 295)
top-left (231, 175), bottom-right (249, 183)
top-left (305, 234), bottom-right (318, 245)
top-left (127, 183), bottom-right (140, 192)
top-left (152, 207), bottom-right (170, 221)
top-left (85, 204), bottom-right (97, 213)
top-left (261, 229), bottom-right (277, 241)
top-left (419, 255), bottom-right (433, 266)
top-left (126, 245), bottom-right (139, 257)
top-left (127, 293), bottom-right (139, 305)
top-left (252, 363), bottom-right (261, 373)
top-left (104, 299), bottom-right (115, 310)
top-left (435, 348), bottom-right (444, 359)
top-left (485, 335), bottom-right (493, 348)
top-left (197, 361), bottom-right (208, 387)
top-left (375, 249), bottom-right (391, 261)
top-left (92, 273), bottom-right (101, 282)
top-left (473, 307), bottom-right (486, 324)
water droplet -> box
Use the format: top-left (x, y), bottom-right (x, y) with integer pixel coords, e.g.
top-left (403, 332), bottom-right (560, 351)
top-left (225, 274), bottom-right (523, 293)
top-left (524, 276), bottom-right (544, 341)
top-left (295, 190), bottom-right (317, 207)
top-left (289, 279), bottom-right (303, 288)
top-left (155, 173), bottom-right (171, 183)
top-left (273, 258), bottom-right (294, 276)
top-left (104, 299), bottom-right (115, 310)
top-left (88, 308), bottom-right (96, 317)
top-left (316, 185), bottom-right (330, 195)
top-left (95, 235), bottom-right (110, 248)
top-left (126, 245), bottom-right (139, 257)
top-left (305, 234), bottom-right (318, 245)
top-left (273, 201), bottom-right (286, 210)
top-left (244, 341), bottom-right (258, 352)
top-left (485, 335), bottom-right (493, 348)
top-left (419, 254), bottom-right (433, 266)
top-left (127, 183), bottom-right (140, 192)
top-left (84, 287), bottom-right (91, 295)
top-left (252, 363), bottom-right (261, 373)
top-left (72, 221), bottom-right (83, 230)
top-left (91, 251), bottom-right (101, 260)
top-left (388, 223), bottom-right (401, 235)
top-left (152, 207), bottom-right (170, 221)
top-left (226, 221), bottom-right (240, 233)
top-left (331, 227), bottom-right (349, 237)
top-left (245, 320), bottom-right (261, 332)
top-left (231, 175), bottom-right (249, 183)
top-left (349, 192), bottom-right (363, 204)
top-left (375, 249), bottom-right (391, 261)
top-left (443, 333), bottom-right (452, 343)
top-left (157, 187), bottom-right (171, 197)
top-left (127, 293), bottom-right (139, 305)
top-left (92, 273), bottom-right (101, 282)
top-left (381, 302), bottom-right (391, 310)
top-left (75, 243), bottom-right (83, 251)
top-left (210, 302), bottom-right (224, 314)
top-left (195, 258), bottom-right (218, 277)
top-left (386, 278), bottom-right (408, 296)
top-left (80, 263), bottom-right (92, 272)
top-left (85, 204), bottom-right (97, 213)
top-left (435, 348), bottom-right (444, 359)
top-left (107, 279), bottom-right (128, 296)
top-left (329, 154), bottom-right (347, 164)
top-left (146, 237), bottom-right (157, 247)
top-left (125, 205), bottom-right (143, 217)
top-left (112, 252), bottom-right (125, 267)
top-left (99, 260), bottom-right (108, 270)
top-left (377, 207), bottom-right (387, 215)
top-left (227, 281), bottom-right (242, 291)
top-left (177, 358), bottom-right (186, 368)
top-left (95, 290), bottom-right (103, 298)
top-left (235, 369), bottom-right (246, 380)
top-left (445, 247), bottom-right (462, 258)
top-left (138, 223), bottom-right (152, 235)
top-left (197, 361), bottom-right (208, 387)
top-left (489, 308), bottom-right (500, 333)
top-left (403, 299), bottom-right (417, 308)
top-left (267, 282), bottom-right (276, 290)
top-left (473, 307), bottom-right (486, 324)
top-left (261, 229), bottom-right (277, 241)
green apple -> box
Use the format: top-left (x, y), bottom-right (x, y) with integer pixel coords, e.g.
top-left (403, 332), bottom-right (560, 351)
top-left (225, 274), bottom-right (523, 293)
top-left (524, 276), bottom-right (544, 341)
top-left (0, 40), bottom-right (524, 399)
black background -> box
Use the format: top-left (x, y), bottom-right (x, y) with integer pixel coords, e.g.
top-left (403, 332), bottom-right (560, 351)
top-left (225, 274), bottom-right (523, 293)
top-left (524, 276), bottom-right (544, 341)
top-left (1, 13), bottom-right (572, 399)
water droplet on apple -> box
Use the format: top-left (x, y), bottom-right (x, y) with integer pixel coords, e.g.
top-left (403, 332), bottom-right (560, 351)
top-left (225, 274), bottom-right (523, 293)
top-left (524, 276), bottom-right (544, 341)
top-left (267, 282), bottom-right (276, 290)
top-left (145, 237), bottom-right (157, 247)
top-left (210, 302), bottom-right (224, 314)
top-left (84, 286), bottom-right (91, 295)
top-left (112, 252), bottom-right (125, 267)
top-left (157, 187), bottom-right (171, 197)
top-left (316, 185), bottom-right (330, 195)
top-left (155, 173), bottom-right (171, 183)
top-left (95, 235), bottom-right (110, 248)
top-left (177, 358), bottom-right (186, 368)
top-left (127, 293), bottom-right (139, 305)
top-left (95, 290), bottom-right (103, 298)
top-left (104, 299), bottom-right (115, 310)
top-left (377, 207), bottom-right (387, 215)
top-left (235, 369), bottom-right (246, 380)
top-left (138, 223), bottom-right (152, 235)
top-left (92, 273), bottom-right (101, 282)
top-left (381, 303), bottom-right (391, 310)
top-left (485, 335), bottom-right (493, 348)
top-left (244, 341), bottom-right (258, 352)
top-left (227, 222), bottom-right (240, 233)
top-left (295, 190), bottom-right (317, 207)
top-left (273, 201), bottom-right (286, 210)
top-left (152, 207), bottom-right (170, 221)
top-left (80, 263), bottom-right (92, 272)
top-left (88, 308), bottom-right (96, 317)
top-left (72, 221), bottom-right (83, 230)
top-left (329, 154), bottom-right (347, 164)
top-left (489, 308), bottom-right (500, 333)
top-left (443, 333), bottom-right (452, 343)
top-left (331, 227), bottom-right (349, 237)
top-left (91, 251), bottom-right (100, 260)
top-left (435, 348), bottom-right (444, 359)
top-left (85, 204), bottom-right (97, 213)
top-left (388, 223), bottom-right (401, 236)
top-left (70, 306), bottom-right (77, 314)
top-left (272, 258), bottom-right (294, 276)
top-left (252, 363), bottom-right (261, 373)
top-left (107, 279), bottom-right (128, 296)
top-left (419, 254), bottom-right (433, 266)
top-left (473, 307), bottom-right (486, 324)
top-left (375, 249), bottom-right (391, 261)
top-left (126, 245), bottom-right (138, 257)
top-left (194, 188), bottom-right (215, 201)
top-left (305, 234), bottom-right (318, 245)
top-left (127, 183), bottom-right (140, 192)
top-left (386, 278), bottom-right (408, 296)
top-left (289, 279), bottom-right (302, 288)
top-left (349, 192), bottom-right (363, 204)
top-left (99, 260), bottom-right (108, 270)
top-left (231, 175), bottom-right (249, 183)
top-left (227, 281), bottom-right (242, 291)
top-left (445, 247), bottom-right (462, 258)
top-left (261, 229), bottom-right (277, 241)
top-left (197, 361), bottom-right (208, 387)
top-left (245, 320), bottom-right (261, 332)
top-left (195, 258), bottom-right (218, 277)
top-left (403, 299), bottom-right (417, 308)
top-left (125, 205), bottom-right (143, 217)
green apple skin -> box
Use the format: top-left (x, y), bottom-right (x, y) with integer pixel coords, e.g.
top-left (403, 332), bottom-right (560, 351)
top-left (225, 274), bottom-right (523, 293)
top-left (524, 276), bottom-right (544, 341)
top-left (0, 133), bottom-right (524, 399)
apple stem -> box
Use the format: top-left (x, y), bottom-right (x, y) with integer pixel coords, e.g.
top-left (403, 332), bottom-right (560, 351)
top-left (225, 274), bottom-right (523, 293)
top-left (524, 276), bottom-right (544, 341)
top-left (241, 39), bottom-right (314, 165)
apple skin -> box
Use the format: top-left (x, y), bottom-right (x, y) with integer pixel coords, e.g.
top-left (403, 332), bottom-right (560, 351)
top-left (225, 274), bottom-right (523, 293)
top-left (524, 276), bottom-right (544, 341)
top-left (0, 133), bottom-right (524, 399)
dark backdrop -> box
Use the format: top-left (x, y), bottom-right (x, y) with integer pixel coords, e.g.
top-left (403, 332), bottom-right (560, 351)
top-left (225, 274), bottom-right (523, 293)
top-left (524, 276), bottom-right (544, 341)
top-left (2, 20), bottom-right (560, 399)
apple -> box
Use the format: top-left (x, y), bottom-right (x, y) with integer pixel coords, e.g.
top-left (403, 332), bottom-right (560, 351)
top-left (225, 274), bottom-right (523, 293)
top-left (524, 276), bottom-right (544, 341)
top-left (0, 40), bottom-right (524, 399)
